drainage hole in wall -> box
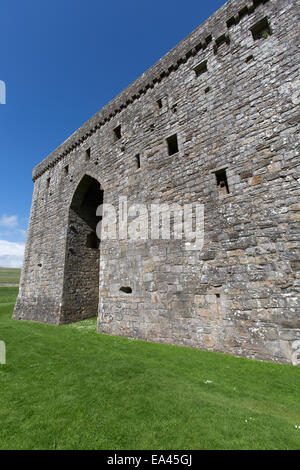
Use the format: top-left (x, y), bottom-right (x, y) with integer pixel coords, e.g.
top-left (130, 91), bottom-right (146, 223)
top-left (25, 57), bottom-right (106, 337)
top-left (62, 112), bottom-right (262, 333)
top-left (245, 55), bottom-right (254, 63)
top-left (120, 286), bottom-right (132, 294)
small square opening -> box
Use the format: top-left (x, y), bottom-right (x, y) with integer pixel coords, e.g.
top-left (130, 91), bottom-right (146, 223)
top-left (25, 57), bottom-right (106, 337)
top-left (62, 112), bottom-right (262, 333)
top-left (113, 125), bottom-right (122, 141)
top-left (194, 60), bottom-right (208, 77)
top-left (167, 134), bottom-right (179, 156)
top-left (251, 17), bottom-right (272, 40)
top-left (213, 34), bottom-right (230, 54)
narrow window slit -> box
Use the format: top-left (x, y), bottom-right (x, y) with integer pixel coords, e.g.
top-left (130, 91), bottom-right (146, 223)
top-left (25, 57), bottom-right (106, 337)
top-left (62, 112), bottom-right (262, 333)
top-left (85, 148), bottom-right (91, 161)
top-left (136, 154), bottom-right (141, 169)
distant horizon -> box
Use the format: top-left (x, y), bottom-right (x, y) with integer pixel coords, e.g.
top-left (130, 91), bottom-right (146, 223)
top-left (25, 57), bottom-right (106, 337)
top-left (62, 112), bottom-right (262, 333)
top-left (0, 266), bottom-right (21, 270)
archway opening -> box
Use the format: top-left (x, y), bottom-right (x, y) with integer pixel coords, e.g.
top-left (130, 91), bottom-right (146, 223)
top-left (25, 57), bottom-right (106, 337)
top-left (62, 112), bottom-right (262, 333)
top-left (62, 175), bottom-right (103, 323)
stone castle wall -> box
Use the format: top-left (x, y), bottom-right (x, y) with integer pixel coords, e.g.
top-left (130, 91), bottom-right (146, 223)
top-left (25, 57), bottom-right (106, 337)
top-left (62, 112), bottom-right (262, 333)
top-left (14, 0), bottom-right (300, 365)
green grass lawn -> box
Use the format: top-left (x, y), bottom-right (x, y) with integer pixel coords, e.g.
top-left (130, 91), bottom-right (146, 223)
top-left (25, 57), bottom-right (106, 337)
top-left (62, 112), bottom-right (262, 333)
top-left (0, 286), bottom-right (299, 450)
top-left (0, 267), bottom-right (21, 285)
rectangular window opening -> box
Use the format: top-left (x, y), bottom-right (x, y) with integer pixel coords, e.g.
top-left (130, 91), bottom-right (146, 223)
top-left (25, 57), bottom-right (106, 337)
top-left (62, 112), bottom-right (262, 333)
top-left (253, 0), bottom-right (264, 7)
top-left (251, 17), bottom-right (272, 40)
top-left (85, 148), bottom-right (91, 161)
top-left (157, 98), bottom-right (163, 109)
top-left (217, 34), bottom-right (229, 47)
top-left (47, 177), bottom-right (51, 189)
top-left (167, 134), bottom-right (179, 156)
top-left (64, 165), bottom-right (69, 175)
top-left (238, 7), bottom-right (248, 20)
top-left (226, 17), bottom-right (236, 28)
top-left (194, 60), bottom-right (208, 77)
top-left (215, 169), bottom-right (230, 195)
top-left (86, 232), bottom-right (100, 249)
top-left (113, 125), bottom-right (122, 141)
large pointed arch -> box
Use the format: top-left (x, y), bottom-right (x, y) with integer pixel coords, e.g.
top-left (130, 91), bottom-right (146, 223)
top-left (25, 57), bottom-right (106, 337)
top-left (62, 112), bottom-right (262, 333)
top-left (61, 175), bottom-right (104, 323)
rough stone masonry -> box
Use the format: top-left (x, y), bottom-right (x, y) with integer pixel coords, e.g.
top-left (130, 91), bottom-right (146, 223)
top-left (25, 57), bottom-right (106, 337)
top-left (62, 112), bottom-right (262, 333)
top-left (14, 0), bottom-right (300, 365)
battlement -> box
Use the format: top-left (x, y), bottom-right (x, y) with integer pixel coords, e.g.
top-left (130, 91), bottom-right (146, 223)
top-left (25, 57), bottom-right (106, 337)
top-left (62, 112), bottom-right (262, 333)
top-left (32, 0), bottom-right (275, 181)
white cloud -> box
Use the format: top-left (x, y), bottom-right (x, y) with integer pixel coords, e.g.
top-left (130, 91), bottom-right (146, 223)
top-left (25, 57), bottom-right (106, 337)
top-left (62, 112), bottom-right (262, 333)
top-left (0, 214), bottom-right (18, 229)
top-left (0, 240), bottom-right (25, 268)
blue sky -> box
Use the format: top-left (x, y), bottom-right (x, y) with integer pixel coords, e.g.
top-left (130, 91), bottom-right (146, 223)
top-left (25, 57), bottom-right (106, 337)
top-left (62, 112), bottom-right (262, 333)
top-left (0, 0), bottom-right (226, 267)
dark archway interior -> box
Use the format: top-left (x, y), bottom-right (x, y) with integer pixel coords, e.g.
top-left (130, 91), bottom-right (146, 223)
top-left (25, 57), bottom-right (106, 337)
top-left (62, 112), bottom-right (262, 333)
top-left (61, 175), bottom-right (104, 323)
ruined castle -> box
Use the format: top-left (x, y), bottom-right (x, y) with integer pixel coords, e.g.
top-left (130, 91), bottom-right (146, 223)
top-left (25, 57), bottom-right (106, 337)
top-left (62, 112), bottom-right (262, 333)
top-left (14, 0), bottom-right (300, 365)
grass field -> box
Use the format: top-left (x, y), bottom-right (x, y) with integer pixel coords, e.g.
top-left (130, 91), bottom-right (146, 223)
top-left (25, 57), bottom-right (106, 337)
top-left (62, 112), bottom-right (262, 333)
top-left (0, 267), bottom-right (21, 285)
top-left (0, 286), bottom-right (299, 450)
